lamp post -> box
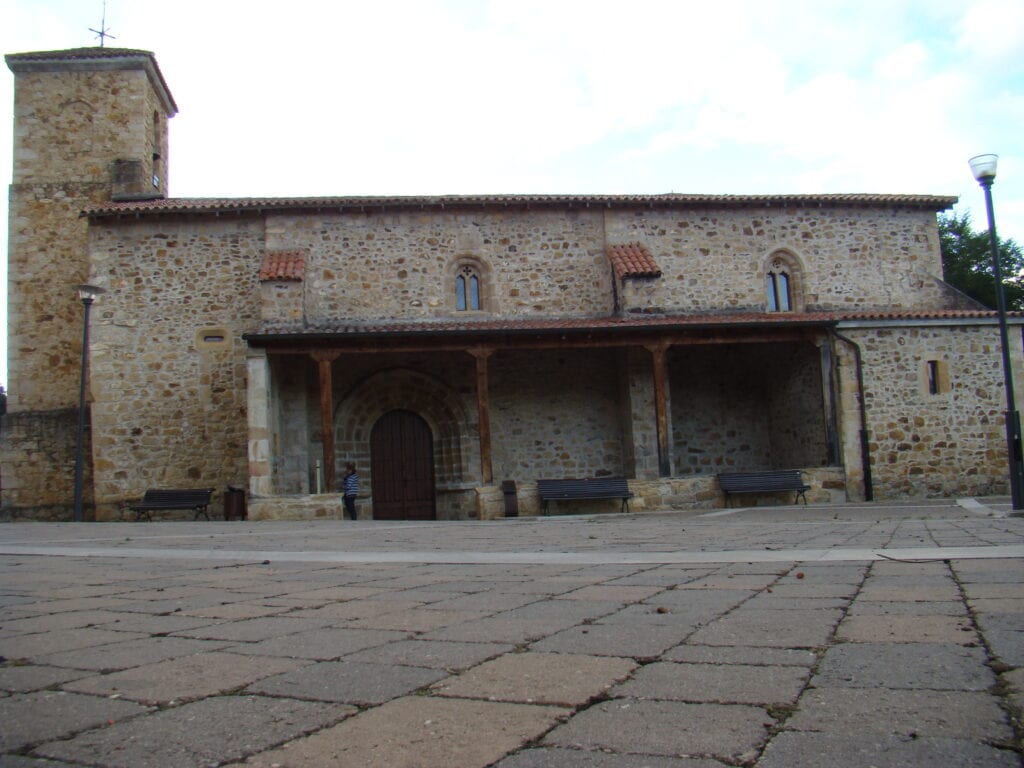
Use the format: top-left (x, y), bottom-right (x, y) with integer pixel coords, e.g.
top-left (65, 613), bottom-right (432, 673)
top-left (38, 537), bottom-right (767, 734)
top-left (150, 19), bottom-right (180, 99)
top-left (72, 283), bottom-right (105, 522)
top-left (969, 154), bottom-right (1024, 511)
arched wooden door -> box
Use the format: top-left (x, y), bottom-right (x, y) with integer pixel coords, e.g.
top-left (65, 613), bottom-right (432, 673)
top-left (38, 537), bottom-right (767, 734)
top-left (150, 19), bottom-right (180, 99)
top-left (370, 410), bottom-right (436, 520)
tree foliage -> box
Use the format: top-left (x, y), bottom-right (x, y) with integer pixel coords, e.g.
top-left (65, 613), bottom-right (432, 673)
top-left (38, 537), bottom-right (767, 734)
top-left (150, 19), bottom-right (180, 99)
top-left (939, 210), bottom-right (1024, 310)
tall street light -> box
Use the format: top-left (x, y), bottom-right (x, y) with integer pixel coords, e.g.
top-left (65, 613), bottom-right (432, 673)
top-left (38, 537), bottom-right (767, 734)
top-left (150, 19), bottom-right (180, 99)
top-left (72, 283), bottom-right (105, 522)
top-left (969, 154), bottom-right (1024, 512)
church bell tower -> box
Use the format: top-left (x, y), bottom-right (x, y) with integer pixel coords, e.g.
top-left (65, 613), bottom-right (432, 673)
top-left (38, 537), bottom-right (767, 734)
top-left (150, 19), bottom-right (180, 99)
top-left (3, 47), bottom-right (176, 518)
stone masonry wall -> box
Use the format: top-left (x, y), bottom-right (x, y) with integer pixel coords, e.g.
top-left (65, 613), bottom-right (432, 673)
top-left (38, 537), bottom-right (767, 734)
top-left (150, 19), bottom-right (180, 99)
top-left (489, 348), bottom-right (627, 482)
top-left (669, 342), bottom-right (830, 475)
top-left (266, 209), bottom-right (614, 322)
top-left (8, 68), bottom-right (167, 412)
top-left (851, 323), bottom-right (1024, 498)
top-left (608, 207), bottom-right (951, 314)
top-left (261, 204), bottom-right (955, 329)
top-left (86, 217), bottom-right (263, 518)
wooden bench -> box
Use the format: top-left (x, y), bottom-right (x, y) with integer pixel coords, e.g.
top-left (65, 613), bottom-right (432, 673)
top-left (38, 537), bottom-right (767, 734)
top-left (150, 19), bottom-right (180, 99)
top-left (717, 470), bottom-right (810, 506)
top-left (129, 488), bottom-right (215, 521)
top-left (537, 477), bottom-right (633, 515)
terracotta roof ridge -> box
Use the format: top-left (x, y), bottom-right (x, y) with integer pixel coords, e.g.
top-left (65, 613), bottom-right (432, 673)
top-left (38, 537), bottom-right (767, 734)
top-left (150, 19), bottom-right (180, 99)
top-left (86, 192), bottom-right (959, 219)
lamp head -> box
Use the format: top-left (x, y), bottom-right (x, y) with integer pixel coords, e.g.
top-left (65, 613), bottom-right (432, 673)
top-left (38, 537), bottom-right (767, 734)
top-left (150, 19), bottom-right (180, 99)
top-left (969, 154), bottom-right (998, 183)
top-left (76, 283), bottom-right (106, 303)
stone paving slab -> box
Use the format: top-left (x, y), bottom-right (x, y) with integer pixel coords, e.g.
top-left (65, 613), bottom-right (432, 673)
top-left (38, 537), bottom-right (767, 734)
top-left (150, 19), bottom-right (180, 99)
top-left (62, 651), bottom-right (310, 704)
top-left (493, 747), bottom-right (729, 767)
top-left (784, 687), bottom-right (1014, 740)
top-left (232, 695), bottom-right (570, 768)
top-left (0, 664), bottom-right (91, 693)
top-left (812, 642), bottom-right (996, 690)
top-left (661, 645), bottom-right (817, 667)
top-left (835, 614), bottom-right (978, 644)
top-left (688, 607), bottom-right (844, 648)
top-left (35, 635), bottom-right (231, 671)
top-left (0, 610), bottom-right (134, 635)
top-left (611, 661), bottom-right (808, 706)
top-left (543, 698), bottom-right (770, 763)
top-left (431, 651), bottom-right (637, 706)
top-left (528, 620), bottom-right (690, 659)
top-left (847, 599), bottom-right (967, 616)
top-left (756, 732), bottom-right (1020, 768)
top-left (344, 638), bottom-right (515, 670)
top-left (247, 659), bottom-right (448, 704)
top-left (34, 695), bottom-right (351, 768)
top-left (170, 616), bottom-right (331, 642)
top-left (223, 626), bottom-right (409, 660)
top-left (0, 627), bottom-right (150, 661)
top-left (0, 690), bottom-right (149, 751)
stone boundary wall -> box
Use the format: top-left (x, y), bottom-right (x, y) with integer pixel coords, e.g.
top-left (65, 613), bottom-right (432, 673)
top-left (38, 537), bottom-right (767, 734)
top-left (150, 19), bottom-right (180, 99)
top-left (0, 409), bottom-right (87, 520)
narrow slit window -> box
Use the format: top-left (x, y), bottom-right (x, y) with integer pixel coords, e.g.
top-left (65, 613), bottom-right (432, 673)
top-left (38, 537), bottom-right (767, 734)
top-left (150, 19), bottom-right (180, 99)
top-left (927, 360), bottom-right (940, 395)
top-left (766, 271), bottom-right (791, 312)
top-left (456, 274), bottom-right (467, 311)
top-left (455, 265), bottom-right (481, 311)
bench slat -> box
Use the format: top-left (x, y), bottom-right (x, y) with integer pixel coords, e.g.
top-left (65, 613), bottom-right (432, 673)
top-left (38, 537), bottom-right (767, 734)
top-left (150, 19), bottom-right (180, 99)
top-left (717, 471), bottom-right (809, 505)
top-left (537, 478), bottom-right (632, 514)
top-left (129, 488), bottom-right (214, 521)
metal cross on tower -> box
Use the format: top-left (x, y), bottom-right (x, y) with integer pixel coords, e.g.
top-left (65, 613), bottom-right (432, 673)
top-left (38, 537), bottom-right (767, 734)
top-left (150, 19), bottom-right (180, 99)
top-left (89, 0), bottom-right (116, 47)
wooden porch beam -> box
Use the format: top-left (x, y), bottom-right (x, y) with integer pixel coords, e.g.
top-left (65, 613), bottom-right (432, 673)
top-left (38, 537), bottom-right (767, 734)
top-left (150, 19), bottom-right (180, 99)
top-left (311, 350), bottom-right (340, 493)
top-left (469, 347), bottom-right (494, 485)
top-left (255, 329), bottom-right (822, 357)
top-left (646, 341), bottom-right (672, 477)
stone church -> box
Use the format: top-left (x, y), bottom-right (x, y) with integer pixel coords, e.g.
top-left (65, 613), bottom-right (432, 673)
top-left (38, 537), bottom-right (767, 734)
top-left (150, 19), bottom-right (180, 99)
top-left (3, 46), bottom-right (1021, 521)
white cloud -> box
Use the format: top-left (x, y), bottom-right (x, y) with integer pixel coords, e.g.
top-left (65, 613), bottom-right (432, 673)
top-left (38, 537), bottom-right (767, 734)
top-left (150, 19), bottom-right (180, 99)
top-left (2, 0), bottom-right (1024, 388)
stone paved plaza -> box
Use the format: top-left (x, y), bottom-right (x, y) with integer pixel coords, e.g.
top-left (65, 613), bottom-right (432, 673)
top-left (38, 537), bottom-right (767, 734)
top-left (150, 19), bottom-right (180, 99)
top-left (1, 499), bottom-right (1023, 767)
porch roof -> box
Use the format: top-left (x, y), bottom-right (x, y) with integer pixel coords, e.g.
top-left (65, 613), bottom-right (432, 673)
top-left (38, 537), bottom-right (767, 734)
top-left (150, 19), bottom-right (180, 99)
top-left (244, 308), bottom-right (1016, 350)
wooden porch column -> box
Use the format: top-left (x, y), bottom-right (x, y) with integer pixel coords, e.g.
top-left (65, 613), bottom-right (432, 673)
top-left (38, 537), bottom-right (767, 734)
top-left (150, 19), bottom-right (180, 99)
top-left (646, 342), bottom-right (672, 477)
top-left (312, 351), bottom-right (340, 493)
top-left (470, 347), bottom-right (494, 484)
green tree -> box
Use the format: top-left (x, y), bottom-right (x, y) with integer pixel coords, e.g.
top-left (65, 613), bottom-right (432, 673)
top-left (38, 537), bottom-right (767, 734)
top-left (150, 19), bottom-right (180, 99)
top-left (940, 210), bottom-right (1024, 310)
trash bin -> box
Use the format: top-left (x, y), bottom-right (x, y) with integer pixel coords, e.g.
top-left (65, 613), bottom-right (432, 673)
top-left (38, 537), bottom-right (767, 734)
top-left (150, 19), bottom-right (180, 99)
top-left (501, 480), bottom-right (518, 517)
top-left (224, 485), bottom-right (247, 521)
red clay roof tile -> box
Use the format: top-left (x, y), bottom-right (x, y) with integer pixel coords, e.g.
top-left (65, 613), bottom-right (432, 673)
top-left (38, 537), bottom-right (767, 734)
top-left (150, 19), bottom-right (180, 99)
top-left (608, 243), bottom-right (662, 279)
top-left (245, 309), bottom-right (1019, 342)
top-left (260, 251), bottom-right (306, 282)
top-left (85, 193), bottom-right (959, 219)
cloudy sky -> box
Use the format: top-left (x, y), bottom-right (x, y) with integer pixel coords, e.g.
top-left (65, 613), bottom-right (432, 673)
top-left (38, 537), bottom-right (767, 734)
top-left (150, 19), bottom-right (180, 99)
top-left (1, 0), bottom-right (1023, 386)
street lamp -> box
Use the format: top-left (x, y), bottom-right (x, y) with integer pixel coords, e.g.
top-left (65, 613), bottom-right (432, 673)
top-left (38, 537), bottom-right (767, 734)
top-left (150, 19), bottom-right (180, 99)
top-left (72, 283), bottom-right (105, 522)
top-left (969, 154), bottom-right (1024, 512)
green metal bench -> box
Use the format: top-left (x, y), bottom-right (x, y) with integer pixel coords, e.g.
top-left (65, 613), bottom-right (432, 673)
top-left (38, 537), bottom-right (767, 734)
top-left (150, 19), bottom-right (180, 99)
top-left (537, 477), bottom-right (633, 515)
top-left (129, 488), bottom-right (215, 521)
top-left (717, 470), bottom-right (809, 506)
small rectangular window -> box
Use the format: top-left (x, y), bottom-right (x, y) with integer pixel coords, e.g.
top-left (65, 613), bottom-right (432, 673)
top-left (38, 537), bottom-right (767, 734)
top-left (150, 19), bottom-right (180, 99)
top-left (927, 360), bottom-right (939, 395)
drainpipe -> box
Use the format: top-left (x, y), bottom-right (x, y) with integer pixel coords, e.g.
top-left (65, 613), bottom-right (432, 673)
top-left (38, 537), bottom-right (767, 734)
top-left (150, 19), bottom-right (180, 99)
top-left (832, 329), bottom-right (873, 501)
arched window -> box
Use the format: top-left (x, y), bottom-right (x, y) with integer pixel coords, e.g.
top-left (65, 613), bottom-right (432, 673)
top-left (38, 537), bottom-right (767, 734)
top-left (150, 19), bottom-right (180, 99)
top-left (455, 264), bottom-right (481, 311)
top-left (765, 252), bottom-right (802, 313)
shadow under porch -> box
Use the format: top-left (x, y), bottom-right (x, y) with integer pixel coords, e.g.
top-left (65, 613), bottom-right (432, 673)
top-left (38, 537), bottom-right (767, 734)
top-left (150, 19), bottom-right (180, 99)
top-left (246, 333), bottom-right (845, 519)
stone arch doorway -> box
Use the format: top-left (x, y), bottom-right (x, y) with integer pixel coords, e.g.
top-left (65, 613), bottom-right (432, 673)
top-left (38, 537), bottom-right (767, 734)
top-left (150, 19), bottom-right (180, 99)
top-left (370, 410), bottom-right (436, 520)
